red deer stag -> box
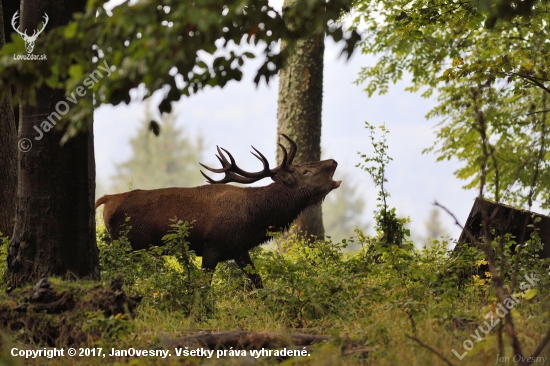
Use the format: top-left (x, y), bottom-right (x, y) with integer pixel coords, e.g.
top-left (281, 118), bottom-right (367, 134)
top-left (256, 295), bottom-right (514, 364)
top-left (95, 134), bottom-right (341, 288)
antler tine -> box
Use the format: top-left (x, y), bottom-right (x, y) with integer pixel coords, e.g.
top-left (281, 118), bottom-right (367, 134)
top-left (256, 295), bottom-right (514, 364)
top-left (35, 13), bottom-right (49, 37)
top-left (250, 146), bottom-right (271, 170)
top-left (279, 134), bottom-right (297, 165)
top-left (219, 146), bottom-right (260, 177)
top-left (198, 136), bottom-right (299, 184)
top-left (200, 169), bottom-right (264, 184)
top-left (199, 162), bottom-right (227, 174)
top-left (217, 146), bottom-right (231, 165)
top-left (200, 144), bottom-right (275, 184)
top-left (198, 146), bottom-right (232, 173)
top-left (219, 146), bottom-right (274, 178)
top-left (201, 169), bottom-right (257, 184)
top-left (276, 143), bottom-right (288, 169)
top-left (200, 170), bottom-right (216, 183)
top-left (11, 11), bottom-right (27, 37)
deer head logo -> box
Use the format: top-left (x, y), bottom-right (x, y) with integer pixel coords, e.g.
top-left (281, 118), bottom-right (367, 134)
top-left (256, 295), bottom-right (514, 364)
top-left (11, 11), bottom-right (49, 54)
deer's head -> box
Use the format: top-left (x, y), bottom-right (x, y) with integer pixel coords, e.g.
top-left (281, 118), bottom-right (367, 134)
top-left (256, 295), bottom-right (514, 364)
top-left (200, 134), bottom-right (341, 204)
top-left (12, 11), bottom-right (49, 54)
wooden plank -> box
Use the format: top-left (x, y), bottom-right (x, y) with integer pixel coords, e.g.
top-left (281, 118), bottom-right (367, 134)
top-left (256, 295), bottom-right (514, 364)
top-left (455, 197), bottom-right (550, 259)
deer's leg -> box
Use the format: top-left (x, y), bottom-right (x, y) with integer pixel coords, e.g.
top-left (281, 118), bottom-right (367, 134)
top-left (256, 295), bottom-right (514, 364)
top-left (201, 252), bottom-right (219, 286)
top-left (235, 251), bottom-right (263, 289)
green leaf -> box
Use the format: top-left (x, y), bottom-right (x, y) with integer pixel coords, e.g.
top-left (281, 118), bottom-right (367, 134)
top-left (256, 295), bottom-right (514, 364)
top-left (452, 57), bottom-right (464, 67)
top-left (68, 64), bottom-right (84, 80)
top-left (523, 288), bottom-right (537, 300)
top-left (64, 22), bottom-right (79, 39)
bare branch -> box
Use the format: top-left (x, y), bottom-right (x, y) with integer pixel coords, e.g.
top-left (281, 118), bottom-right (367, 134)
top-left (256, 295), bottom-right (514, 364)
top-left (531, 327), bottom-right (550, 358)
top-left (434, 201), bottom-right (480, 245)
top-left (404, 334), bottom-right (457, 366)
top-left (526, 109), bottom-right (550, 116)
top-left (437, 199), bottom-right (524, 357)
top-left (512, 72), bottom-right (550, 94)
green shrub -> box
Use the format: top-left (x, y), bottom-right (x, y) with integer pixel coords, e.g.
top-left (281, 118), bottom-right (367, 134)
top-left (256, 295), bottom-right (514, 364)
top-left (98, 218), bottom-right (208, 315)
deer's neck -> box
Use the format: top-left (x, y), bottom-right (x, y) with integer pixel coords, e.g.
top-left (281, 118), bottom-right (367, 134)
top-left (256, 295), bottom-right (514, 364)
top-left (248, 183), bottom-right (309, 232)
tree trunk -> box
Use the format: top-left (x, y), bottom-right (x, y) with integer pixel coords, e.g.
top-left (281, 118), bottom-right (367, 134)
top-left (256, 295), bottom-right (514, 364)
top-left (5, 0), bottom-right (99, 289)
top-left (2, 0), bottom-right (21, 131)
top-left (277, 0), bottom-right (325, 240)
top-left (0, 0), bottom-right (17, 239)
top-left (2, 1), bottom-right (21, 47)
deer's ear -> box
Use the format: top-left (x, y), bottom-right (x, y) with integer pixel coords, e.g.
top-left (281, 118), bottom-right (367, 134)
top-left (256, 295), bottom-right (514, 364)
top-left (272, 170), bottom-right (296, 185)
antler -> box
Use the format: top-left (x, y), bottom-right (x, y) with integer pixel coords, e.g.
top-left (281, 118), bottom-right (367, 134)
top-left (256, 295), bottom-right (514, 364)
top-left (32, 13), bottom-right (49, 39)
top-left (11, 11), bottom-right (48, 40)
top-left (280, 133), bottom-right (297, 165)
top-left (11, 11), bottom-right (27, 38)
top-left (200, 134), bottom-right (297, 184)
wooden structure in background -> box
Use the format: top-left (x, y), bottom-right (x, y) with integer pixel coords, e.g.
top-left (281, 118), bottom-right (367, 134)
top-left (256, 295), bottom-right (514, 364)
top-left (455, 197), bottom-right (550, 259)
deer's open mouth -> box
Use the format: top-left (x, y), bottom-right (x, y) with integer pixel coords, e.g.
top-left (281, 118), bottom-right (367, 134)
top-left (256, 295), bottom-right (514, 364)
top-left (329, 163), bottom-right (341, 189)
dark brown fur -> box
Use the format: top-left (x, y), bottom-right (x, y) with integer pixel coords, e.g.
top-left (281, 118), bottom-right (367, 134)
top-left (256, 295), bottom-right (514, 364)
top-left (96, 158), bottom-right (341, 288)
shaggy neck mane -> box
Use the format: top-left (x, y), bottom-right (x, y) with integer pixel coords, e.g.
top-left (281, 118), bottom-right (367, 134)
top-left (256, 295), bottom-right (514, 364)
top-left (246, 182), bottom-right (311, 232)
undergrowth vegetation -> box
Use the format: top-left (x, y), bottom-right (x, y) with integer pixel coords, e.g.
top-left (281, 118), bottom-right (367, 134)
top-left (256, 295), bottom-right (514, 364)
top-left (1, 204), bottom-right (549, 365)
top-left (1, 126), bottom-right (548, 365)
top-left (21, 215), bottom-right (538, 365)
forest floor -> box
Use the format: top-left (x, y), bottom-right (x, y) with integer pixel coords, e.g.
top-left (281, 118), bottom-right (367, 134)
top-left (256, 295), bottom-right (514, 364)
top-left (0, 225), bottom-right (549, 365)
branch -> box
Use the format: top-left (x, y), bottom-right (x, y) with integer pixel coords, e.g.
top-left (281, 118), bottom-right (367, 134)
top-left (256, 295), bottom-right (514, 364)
top-left (434, 201), bottom-right (479, 245)
top-left (526, 109), bottom-right (550, 116)
top-left (511, 72), bottom-right (550, 94)
top-left (479, 207), bottom-right (524, 358)
top-left (531, 328), bottom-right (550, 359)
top-left (437, 199), bottom-right (524, 357)
top-left (405, 334), bottom-right (457, 366)
top-left (163, 330), bottom-right (329, 350)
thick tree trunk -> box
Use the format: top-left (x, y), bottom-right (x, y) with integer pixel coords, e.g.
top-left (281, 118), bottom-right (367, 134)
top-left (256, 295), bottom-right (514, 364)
top-left (2, 0), bottom-right (21, 131)
top-left (0, 0), bottom-right (17, 239)
top-left (277, 0), bottom-right (325, 240)
top-left (5, 0), bottom-right (99, 289)
top-left (2, 1), bottom-right (20, 47)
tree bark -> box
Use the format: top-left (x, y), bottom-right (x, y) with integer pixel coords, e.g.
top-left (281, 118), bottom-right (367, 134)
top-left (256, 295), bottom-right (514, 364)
top-left (277, 0), bottom-right (325, 240)
top-left (0, 0), bottom-right (17, 239)
top-left (5, 0), bottom-right (99, 289)
top-left (2, 0), bottom-right (21, 131)
top-left (2, 0), bottom-right (21, 47)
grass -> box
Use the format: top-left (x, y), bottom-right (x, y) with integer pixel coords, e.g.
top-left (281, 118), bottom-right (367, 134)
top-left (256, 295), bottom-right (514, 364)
top-left (0, 222), bottom-right (549, 366)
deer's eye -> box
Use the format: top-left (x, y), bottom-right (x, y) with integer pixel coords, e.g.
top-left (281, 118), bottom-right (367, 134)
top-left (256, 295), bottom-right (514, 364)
top-left (303, 170), bottom-right (309, 175)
